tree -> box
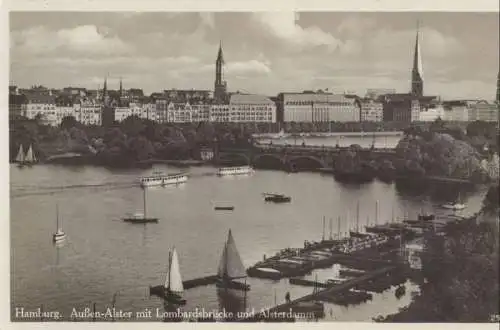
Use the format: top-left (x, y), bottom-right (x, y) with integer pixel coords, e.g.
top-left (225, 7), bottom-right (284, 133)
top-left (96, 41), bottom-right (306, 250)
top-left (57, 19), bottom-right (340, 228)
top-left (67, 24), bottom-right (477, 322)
top-left (60, 116), bottom-right (79, 130)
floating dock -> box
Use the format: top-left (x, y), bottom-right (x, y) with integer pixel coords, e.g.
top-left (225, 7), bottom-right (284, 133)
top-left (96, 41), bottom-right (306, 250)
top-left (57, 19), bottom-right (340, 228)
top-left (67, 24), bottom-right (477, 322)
top-left (237, 265), bottom-right (399, 321)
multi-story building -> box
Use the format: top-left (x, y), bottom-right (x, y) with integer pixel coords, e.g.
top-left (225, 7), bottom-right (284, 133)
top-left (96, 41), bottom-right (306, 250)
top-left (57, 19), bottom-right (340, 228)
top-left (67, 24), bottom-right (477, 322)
top-left (277, 92), bottom-right (360, 123)
top-left (114, 103), bottom-right (151, 122)
top-left (21, 94), bottom-right (58, 125)
top-left (442, 100), bottom-right (469, 122)
top-left (418, 103), bottom-right (445, 122)
top-left (74, 100), bottom-right (101, 126)
top-left (469, 101), bottom-right (499, 122)
top-left (228, 94), bottom-right (276, 123)
top-left (210, 103), bottom-right (230, 122)
top-left (190, 102), bottom-right (211, 122)
top-left (359, 99), bottom-right (383, 122)
top-left (381, 94), bottom-right (422, 122)
top-left (9, 86), bottom-right (26, 120)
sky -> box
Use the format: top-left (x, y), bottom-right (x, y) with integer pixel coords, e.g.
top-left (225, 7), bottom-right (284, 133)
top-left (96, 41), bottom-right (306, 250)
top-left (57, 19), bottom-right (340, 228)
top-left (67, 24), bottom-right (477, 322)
top-left (9, 12), bottom-right (500, 100)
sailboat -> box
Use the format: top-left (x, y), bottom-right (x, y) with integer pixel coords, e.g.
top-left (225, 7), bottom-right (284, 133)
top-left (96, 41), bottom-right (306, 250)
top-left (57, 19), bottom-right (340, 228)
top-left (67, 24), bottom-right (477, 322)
top-left (122, 187), bottom-right (158, 223)
top-left (53, 203), bottom-right (66, 242)
top-left (216, 229), bottom-right (250, 292)
top-left (15, 144), bottom-right (25, 167)
top-left (150, 247), bottom-right (186, 305)
top-left (24, 144), bottom-right (37, 165)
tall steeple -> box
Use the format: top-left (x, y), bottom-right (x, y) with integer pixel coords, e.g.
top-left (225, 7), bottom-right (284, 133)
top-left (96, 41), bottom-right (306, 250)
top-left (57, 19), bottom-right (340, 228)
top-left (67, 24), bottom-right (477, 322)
top-left (411, 21), bottom-right (424, 97)
top-left (102, 76), bottom-right (108, 102)
top-left (119, 77), bottom-right (123, 97)
top-left (214, 40), bottom-right (227, 102)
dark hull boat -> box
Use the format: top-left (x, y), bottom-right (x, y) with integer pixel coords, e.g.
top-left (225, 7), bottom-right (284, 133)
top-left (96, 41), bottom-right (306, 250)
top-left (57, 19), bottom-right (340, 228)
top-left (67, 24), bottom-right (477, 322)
top-left (214, 206), bottom-right (235, 211)
top-left (150, 247), bottom-right (186, 305)
top-left (263, 193), bottom-right (291, 203)
top-left (150, 287), bottom-right (186, 305)
top-left (122, 187), bottom-right (159, 224)
top-left (217, 229), bottom-right (251, 293)
top-left (417, 214), bottom-right (435, 221)
top-left (334, 170), bottom-right (375, 184)
top-left (123, 217), bottom-right (158, 223)
top-left (349, 231), bottom-right (371, 239)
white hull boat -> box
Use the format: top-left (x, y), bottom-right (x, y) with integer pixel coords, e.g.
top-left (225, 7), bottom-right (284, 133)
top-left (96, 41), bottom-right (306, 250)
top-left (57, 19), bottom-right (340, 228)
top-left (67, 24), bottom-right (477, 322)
top-left (140, 171), bottom-right (188, 187)
top-left (217, 166), bottom-right (254, 176)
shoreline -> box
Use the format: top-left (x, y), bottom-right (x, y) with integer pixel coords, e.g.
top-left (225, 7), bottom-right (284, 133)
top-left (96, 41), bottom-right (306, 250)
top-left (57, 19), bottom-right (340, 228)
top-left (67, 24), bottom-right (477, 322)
top-left (253, 131), bottom-right (404, 139)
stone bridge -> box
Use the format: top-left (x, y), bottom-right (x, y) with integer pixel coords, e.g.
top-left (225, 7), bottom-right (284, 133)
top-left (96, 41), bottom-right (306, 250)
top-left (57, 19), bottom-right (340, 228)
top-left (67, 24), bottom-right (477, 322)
top-left (211, 144), bottom-right (397, 171)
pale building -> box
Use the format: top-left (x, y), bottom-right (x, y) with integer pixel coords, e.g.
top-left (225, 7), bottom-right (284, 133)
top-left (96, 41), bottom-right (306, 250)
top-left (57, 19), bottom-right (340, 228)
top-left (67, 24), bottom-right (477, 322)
top-left (442, 101), bottom-right (469, 121)
top-left (360, 99), bottom-right (383, 122)
top-left (74, 101), bottom-right (101, 126)
top-left (210, 104), bottom-right (230, 122)
top-left (21, 94), bottom-right (58, 125)
top-left (469, 102), bottom-right (499, 122)
top-left (419, 104), bottom-right (445, 122)
top-left (229, 94), bottom-right (276, 123)
top-left (114, 103), bottom-right (150, 122)
top-left (55, 106), bottom-right (78, 125)
top-left (279, 93), bottom-right (359, 123)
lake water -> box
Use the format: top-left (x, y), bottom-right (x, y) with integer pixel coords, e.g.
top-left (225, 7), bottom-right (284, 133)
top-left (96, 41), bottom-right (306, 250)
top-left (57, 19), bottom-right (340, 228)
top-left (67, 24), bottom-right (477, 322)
top-left (10, 162), bottom-right (488, 322)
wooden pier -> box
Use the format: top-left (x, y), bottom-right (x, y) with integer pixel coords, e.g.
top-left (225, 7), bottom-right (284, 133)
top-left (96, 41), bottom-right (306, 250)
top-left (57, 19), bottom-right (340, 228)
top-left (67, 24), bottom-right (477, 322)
top-left (237, 265), bottom-right (398, 321)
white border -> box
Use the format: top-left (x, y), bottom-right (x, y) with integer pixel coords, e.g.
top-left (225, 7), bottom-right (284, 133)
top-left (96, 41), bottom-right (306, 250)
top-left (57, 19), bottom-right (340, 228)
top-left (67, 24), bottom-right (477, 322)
top-left (1, 1), bottom-right (499, 330)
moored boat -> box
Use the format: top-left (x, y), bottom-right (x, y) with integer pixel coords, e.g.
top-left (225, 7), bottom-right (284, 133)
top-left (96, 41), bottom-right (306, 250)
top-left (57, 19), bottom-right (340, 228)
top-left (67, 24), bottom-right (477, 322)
top-left (122, 188), bottom-right (158, 223)
top-left (217, 165), bottom-right (253, 176)
top-left (263, 193), bottom-right (291, 203)
top-left (52, 203), bottom-right (66, 243)
top-left (214, 206), bottom-right (235, 211)
top-left (150, 247), bottom-right (186, 305)
top-left (216, 229), bottom-right (251, 293)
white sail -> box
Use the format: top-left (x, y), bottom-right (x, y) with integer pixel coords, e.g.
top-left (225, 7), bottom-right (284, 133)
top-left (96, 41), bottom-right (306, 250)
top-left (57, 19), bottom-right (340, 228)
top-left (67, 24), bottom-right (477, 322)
top-left (217, 230), bottom-right (247, 280)
top-left (25, 145), bottom-right (35, 163)
top-left (15, 144), bottom-right (24, 163)
top-left (165, 248), bottom-right (184, 293)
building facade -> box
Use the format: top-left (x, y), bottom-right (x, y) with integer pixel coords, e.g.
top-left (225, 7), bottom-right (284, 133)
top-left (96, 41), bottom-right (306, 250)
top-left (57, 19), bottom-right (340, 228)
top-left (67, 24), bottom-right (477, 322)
top-left (209, 104), bottom-right (230, 122)
top-left (278, 93), bottom-right (360, 123)
top-left (419, 104), bottom-right (445, 122)
top-left (359, 99), bottom-right (383, 122)
top-left (469, 102), bottom-right (499, 122)
top-left (229, 94), bottom-right (276, 123)
top-left (442, 101), bottom-right (469, 122)
top-left (74, 101), bottom-right (102, 126)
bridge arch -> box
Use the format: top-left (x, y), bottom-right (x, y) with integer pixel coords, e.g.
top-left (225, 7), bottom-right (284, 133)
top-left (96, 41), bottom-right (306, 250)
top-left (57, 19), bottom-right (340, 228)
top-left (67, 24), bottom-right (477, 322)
top-left (288, 155), bottom-right (326, 169)
top-left (218, 152), bottom-right (251, 165)
top-left (252, 154), bottom-right (284, 169)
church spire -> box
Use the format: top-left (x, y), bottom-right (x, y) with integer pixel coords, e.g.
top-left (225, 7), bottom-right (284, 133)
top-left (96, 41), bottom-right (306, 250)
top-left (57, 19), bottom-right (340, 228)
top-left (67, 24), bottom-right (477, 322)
top-left (411, 20), bottom-right (424, 97)
top-left (214, 40), bottom-right (227, 102)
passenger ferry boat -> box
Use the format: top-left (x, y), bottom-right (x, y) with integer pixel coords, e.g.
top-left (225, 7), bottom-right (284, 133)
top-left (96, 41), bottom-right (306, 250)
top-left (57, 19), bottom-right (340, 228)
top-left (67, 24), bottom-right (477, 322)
top-left (216, 165), bottom-right (253, 176)
top-left (140, 170), bottom-right (188, 187)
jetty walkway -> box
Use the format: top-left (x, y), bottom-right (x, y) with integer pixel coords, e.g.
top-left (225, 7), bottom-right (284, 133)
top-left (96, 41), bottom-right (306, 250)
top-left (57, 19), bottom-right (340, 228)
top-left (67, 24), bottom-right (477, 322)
top-left (237, 265), bottom-right (398, 321)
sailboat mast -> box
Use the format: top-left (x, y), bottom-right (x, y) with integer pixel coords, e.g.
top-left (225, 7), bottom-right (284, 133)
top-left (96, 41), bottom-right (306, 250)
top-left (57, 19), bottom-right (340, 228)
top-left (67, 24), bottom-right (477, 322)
top-left (322, 216), bottom-right (325, 241)
top-left (337, 216), bottom-right (341, 239)
top-left (356, 201), bottom-right (360, 232)
top-left (56, 203), bottom-right (59, 229)
top-left (329, 218), bottom-right (332, 240)
top-left (143, 188), bottom-right (147, 219)
top-left (167, 250), bottom-right (172, 291)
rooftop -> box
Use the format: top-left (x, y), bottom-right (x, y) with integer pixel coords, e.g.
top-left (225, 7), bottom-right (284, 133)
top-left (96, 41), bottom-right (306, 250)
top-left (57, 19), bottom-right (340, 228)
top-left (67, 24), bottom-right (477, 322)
top-left (230, 93), bottom-right (275, 105)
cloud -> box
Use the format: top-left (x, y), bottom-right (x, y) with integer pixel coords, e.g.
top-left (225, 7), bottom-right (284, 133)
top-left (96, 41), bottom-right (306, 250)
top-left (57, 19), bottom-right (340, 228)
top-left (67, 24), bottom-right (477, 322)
top-left (250, 12), bottom-right (343, 52)
top-left (11, 25), bottom-right (132, 57)
top-left (199, 13), bottom-right (215, 29)
top-left (227, 59), bottom-right (271, 76)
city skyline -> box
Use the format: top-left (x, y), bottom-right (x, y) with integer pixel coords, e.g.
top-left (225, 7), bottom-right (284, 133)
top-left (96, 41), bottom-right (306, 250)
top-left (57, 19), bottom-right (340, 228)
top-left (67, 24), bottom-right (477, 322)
top-left (10, 12), bottom-right (499, 100)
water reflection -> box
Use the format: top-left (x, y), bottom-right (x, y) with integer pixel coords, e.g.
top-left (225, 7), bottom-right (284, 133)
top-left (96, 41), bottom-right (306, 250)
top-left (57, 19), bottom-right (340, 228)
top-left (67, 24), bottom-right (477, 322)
top-left (216, 287), bottom-right (247, 317)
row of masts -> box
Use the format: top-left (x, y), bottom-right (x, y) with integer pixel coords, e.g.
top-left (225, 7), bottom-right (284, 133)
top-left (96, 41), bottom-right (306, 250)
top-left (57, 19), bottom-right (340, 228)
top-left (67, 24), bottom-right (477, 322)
top-left (320, 200), bottom-right (427, 239)
top-left (15, 144), bottom-right (37, 164)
